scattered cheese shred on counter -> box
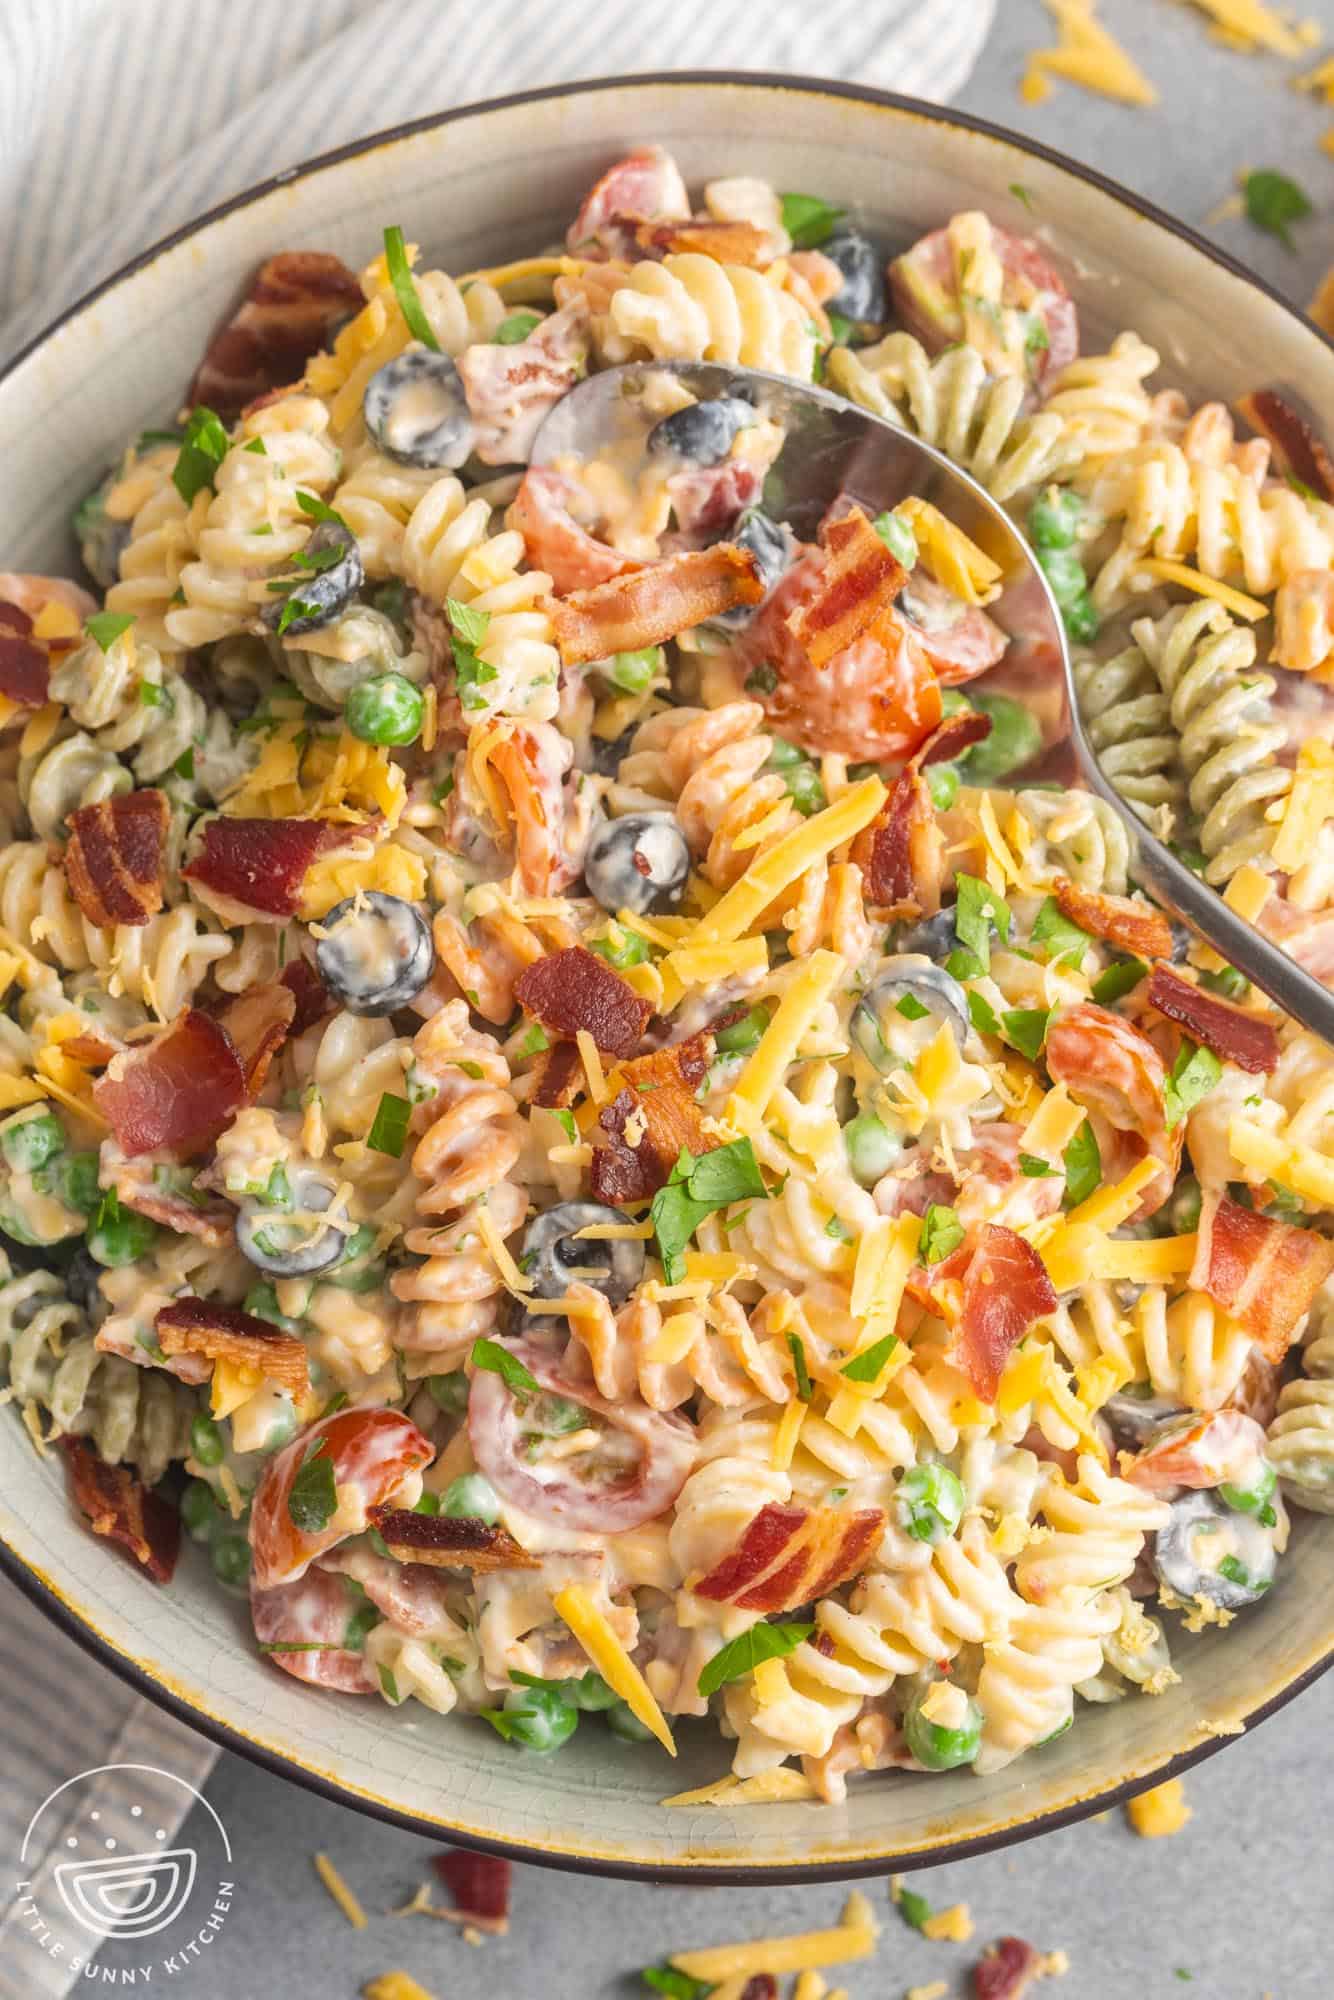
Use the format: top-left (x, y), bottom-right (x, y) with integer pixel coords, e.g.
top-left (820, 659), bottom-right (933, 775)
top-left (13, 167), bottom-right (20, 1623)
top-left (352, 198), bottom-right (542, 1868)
top-left (670, 1891), bottom-right (879, 1983)
top-left (362, 1977), bottom-right (439, 2000)
top-left (1024, 0), bottom-right (1159, 106)
top-left (1181, 0), bottom-right (1305, 56)
top-left (921, 1902), bottom-right (975, 1944)
top-left (313, 1851), bottom-right (367, 1929)
top-left (1126, 1777), bottom-right (1193, 1837)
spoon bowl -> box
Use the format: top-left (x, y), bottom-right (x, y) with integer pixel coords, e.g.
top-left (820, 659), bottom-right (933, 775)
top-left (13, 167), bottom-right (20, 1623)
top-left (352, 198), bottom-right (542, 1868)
top-left (535, 360), bottom-right (1334, 1043)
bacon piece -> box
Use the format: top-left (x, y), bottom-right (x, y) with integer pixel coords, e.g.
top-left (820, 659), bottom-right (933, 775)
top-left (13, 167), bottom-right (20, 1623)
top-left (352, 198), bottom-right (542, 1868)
top-left (944, 1226), bottom-right (1058, 1401)
top-left (182, 816), bottom-right (343, 918)
top-left (432, 1851), bottom-right (512, 1934)
top-left (365, 1506), bottom-right (537, 1573)
top-left (508, 468), bottom-right (638, 596)
top-left (63, 788), bottom-right (169, 929)
top-left (0, 625), bottom-right (50, 706)
top-left (216, 981), bottom-right (296, 1097)
top-left (94, 1007), bottom-right (247, 1159)
top-left (913, 707), bottom-right (994, 767)
top-left (590, 1032), bottom-right (716, 1203)
top-left (1146, 964), bottom-right (1279, 1075)
top-left (513, 945), bottom-right (651, 1057)
top-left (566, 145), bottom-right (690, 252)
top-left (1053, 878), bottom-right (1173, 963)
top-left (855, 769), bottom-right (942, 919)
top-left (550, 543), bottom-right (763, 665)
top-left (973, 1937), bottom-right (1044, 2000)
top-left (156, 1297), bottom-right (309, 1396)
top-left (1189, 1191), bottom-right (1334, 1363)
top-left (188, 251), bottom-right (364, 419)
top-left (635, 218), bottom-right (770, 265)
top-left (785, 507), bottom-right (907, 670)
top-left (1236, 389), bottom-right (1334, 503)
top-left (101, 1147), bottom-right (235, 1246)
top-left (457, 305), bottom-right (589, 465)
top-left (61, 1437), bottom-right (179, 1584)
top-left (1124, 1409), bottom-right (1268, 1493)
top-left (280, 957), bottom-right (334, 1036)
top-left (530, 1039), bottom-right (584, 1109)
top-left (693, 1499), bottom-right (884, 1611)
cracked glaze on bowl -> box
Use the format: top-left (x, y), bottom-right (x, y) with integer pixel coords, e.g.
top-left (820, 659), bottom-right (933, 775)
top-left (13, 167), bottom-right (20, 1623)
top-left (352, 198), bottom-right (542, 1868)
top-left (1, 74), bottom-right (1330, 1879)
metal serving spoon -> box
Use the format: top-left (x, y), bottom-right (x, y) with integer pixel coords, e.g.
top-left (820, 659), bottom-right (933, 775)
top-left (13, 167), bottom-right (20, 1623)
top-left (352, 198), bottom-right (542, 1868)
top-left (534, 360), bottom-right (1334, 1045)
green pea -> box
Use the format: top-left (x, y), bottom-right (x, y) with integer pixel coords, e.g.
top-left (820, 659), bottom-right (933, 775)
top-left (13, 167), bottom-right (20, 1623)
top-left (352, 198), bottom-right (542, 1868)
top-left (343, 1601), bottom-right (382, 1651)
top-left (1220, 1457), bottom-right (1278, 1520)
top-left (0, 1108), bottom-right (65, 1174)
top-left (0, 1202), bottom-right (46, 1246)
top-left (428, 1371), bottom-right (470, 1416)
top-left (1063, 590), bottom-right (1100, 645)
top-left (926, 763), bottom-right (960, 811)
top-left (87, 1208), bottom-right (160, 1267)
top-left (715, 1006), bottom-right (769, 1056)
top-left (604, 646), bottom-right (664, 694)
top-left (903, 1684), bottom-right (982, 1770)
top-left (497, 1683), bottom-right (579, 1752)
top-left (765, 737), bottom-right (805, 770)
top-left (345, 671), bottom-right (425, 746)
top-left (1168, 1175), bottom-right (1203, 1235)
top-left (211, 1534), bottom-right (251, 1589)
top-left (844, 1112), bottom-right (899, 1186)
top-left (243, 1281), bottom-right (303, 1333)
top-left (181, 1478), bottom-right (218, 1539)
top-left (564, 1671), bottom-right (618, 1712)
top-left (606, 1698), bottom-right (655, 1742)
top-left (961, 693), bottom-right (1042, 786)
top-left (590, 928), bottom-right (649, 970)
top-left (190, 1412), bottom-right (225, 1467)
top-left (774, 755), bottom-right (827, 817)
top-left (896, 1462), bottom-right (965, 1544)
top-left (442, 1473), bottom-right (500, 1523)
top-left (1028, 488), bottom-right (1082, 551)
top-left (36, 1150), bottom-right (102, 1216)
top-left (1038, 546), bottom-right (1086, 605)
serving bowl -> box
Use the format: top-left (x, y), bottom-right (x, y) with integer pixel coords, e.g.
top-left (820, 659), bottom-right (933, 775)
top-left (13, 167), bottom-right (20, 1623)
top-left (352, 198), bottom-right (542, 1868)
top-left (1, 73), bottom-right (1330, 1882)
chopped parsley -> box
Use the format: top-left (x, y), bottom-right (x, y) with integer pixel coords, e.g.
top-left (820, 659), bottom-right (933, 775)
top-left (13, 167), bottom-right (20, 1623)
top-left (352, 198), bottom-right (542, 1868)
top-left (951, 873), bottom-right (1011, 975)
top-left (1062, 1118), bottom-right (1102, 1208)
top-left (1031, 895), bottom-right (1092, 968)
top-left (493, 311), bottom-right (543, 345)
top-left (896, 1886), bottom-right (934, 1933)
top-left (786, 1331), bottom-right (813, 1402)
top-left (1164, 1040), bottom-right (1222, 1132)
top-left (383, 223), bottom-right (441, 347)
top-left (172, 405), bottom-right (229, 503)
top-left (873, 509), bottom-right (919, 570)
top-left (1091, 957), bottom-right (1148, 1004)
top-left (471, 1338), bottom-right (539, 1399)
top-left (651, 1140), bottom-right (768, 1283)
top-left (1242, 168), bottom-right (1312, 251)
top-left (641, 1968), bottom-right (715, 2000)
top-left (1019, 1153), bottom-right (1056, 1178)
top-left (920, 1203), bottom-right (964, 1266)
top-left (446, 597), bottom-right (497, 710)
top-left (85, 611), bottom-right (134, 653)
top-left (286, 1437), bottom-right (337, 1535)
top-left (697, 1619), bottom-right (814, 1697)
top-left (367, 1092), bottom-right (411, 1156)
top-left (779, 191), bottom-right (845, 249)
top-left (840, 1330), bottom-right (899, 1382)
top-left (1002, 1007), bottom-right (1050, 1063)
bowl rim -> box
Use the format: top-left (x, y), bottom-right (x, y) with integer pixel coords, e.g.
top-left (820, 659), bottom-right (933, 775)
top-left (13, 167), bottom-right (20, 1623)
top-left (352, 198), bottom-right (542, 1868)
top-left (2, 66), bottom-right (1331, 1883)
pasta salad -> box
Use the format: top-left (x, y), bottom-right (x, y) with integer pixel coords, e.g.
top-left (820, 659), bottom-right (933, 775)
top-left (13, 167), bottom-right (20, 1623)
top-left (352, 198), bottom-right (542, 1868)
top-left (1, 145), bottom-right (1332, 1800)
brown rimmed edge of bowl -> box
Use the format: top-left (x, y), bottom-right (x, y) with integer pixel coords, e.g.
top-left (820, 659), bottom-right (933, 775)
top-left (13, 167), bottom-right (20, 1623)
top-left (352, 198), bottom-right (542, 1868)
top-left (0, 68), bottom-right (1331, 1882)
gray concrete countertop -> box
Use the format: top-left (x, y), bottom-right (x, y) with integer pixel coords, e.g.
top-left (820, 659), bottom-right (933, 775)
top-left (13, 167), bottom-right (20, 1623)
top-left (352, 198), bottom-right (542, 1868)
top-left (84, 4), bottom-right (1334, 1994)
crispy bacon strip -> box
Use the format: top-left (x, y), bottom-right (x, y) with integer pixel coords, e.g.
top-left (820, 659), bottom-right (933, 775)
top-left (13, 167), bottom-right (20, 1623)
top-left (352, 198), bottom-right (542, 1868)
top-left (566, 145), bottom-right (690, 253)
top-left (785, 507), bottom-right (907, 670)
top-left (973, 1937), bottom-right (1044, 2000)
top-left (550, 543), bottom-right (762, 665)
top-left (530, 1039), bottom-right (585, 1109)
top-left (1146, 964), bottom-right (1279, 1075)
top-left (635, 218), bottom-right (771, 265)
top-left (513, 946), bottom-right (651, 1057)
top-left (913, 708), bottom-right (994, 768)
top-left (693, 1500), bottom-right (884, 1612)
top-left (457, 305), bottom-right (589, 465)
top-left (1190, 1191), bottom-right (1334, 1362)
top-left (0, 621), bottom-right (50, 706)
top-left (280, 958), bottom-right (334, 1036)
top-left (944, 1226), bottom-right (1058, 1402)
top-left (157, 1298), bottom-right (309, 1395)
top-left (94, 1007), bottom-right (247, 1158)
top-left (188, 251), bottom-right (364, 419)
top-left (183, 817), bottom-right (343, 918)
top-left (1053, 878), bottom-right (1173, 963)
top-left (431, 1850), bottom-right (512, 1934)
top-left (216, 982), bottom-right (297, 1097)
top-left (366, 1506), bottom-right (537, 1573)
top-left (61, 1437), bottom-right (179, 1584)
top-left (64, 788), bottom-right (169, 929)
top-left (1236, 389), bottom-right (1334, 503)
top-left (590, 1032), bottom-right (717, 1204)
top-left (854, 769), bottom-right (941, 918)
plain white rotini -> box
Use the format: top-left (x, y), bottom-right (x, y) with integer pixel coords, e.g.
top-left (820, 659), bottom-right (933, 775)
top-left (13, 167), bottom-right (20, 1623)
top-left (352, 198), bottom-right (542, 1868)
top-left (594, 254), bottom-right (818, 378)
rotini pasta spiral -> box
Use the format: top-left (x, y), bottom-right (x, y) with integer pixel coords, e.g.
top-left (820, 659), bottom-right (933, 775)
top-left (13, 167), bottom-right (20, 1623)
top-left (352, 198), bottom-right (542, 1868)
top-left (1132, 600), bottom-right (1292, 885)
top-left (1267, 1291), bottom-right (1334, 1513)
top-left (592, 255), bottom-right (818, 378)
top-left (1072, 636), bottom-right (1183, 832)
top-left (1012, 787), bottom-right (1131, 893)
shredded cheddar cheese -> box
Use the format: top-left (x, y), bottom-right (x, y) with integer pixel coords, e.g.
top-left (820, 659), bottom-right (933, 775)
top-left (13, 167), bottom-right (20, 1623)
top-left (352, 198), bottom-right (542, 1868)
top-left (552, 1582), bottom-right (676, 1753)
top-left (314, 1851), bottom-right (368, 1929)
top-left (670, 1906), bottom-right (878, 1982)
top-left (1126, 1777), bottom-right (1192, 1837)
top-left (362, 1977), bottom-right (440, 2000)
top-left (727, 949), bottom-right (842, 1123)
top-left (663, 1767), bottom-right (819, 1807)
top-left (1182, 0), bottom-right (1304, 57)
top-left (1024, 0), bottom-right (1159, 107)
top-left (686, 779), bottom-right (885, 948)
top-left (1272, 740), bottom-right (1334, 873)
top-left (1132, 559), bottom-right (1269, 623)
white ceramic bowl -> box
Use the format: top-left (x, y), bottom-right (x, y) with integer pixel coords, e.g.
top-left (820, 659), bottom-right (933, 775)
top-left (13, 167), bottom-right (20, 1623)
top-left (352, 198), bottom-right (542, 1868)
top-left (1, 74), bottom-right (1330, 1881)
